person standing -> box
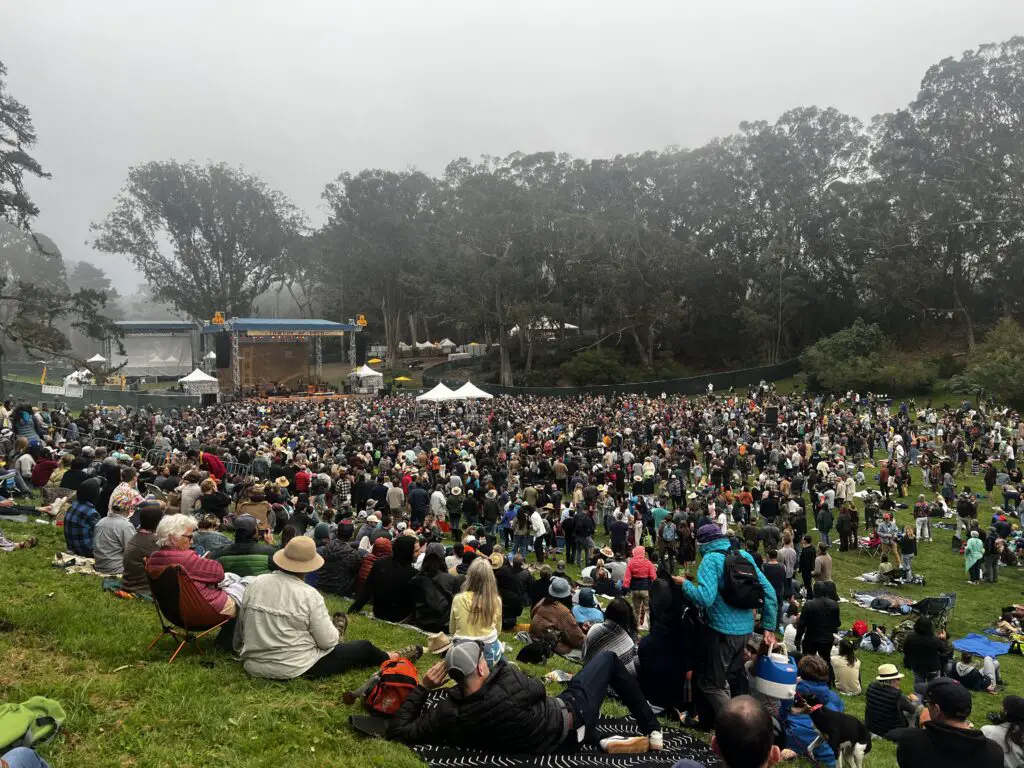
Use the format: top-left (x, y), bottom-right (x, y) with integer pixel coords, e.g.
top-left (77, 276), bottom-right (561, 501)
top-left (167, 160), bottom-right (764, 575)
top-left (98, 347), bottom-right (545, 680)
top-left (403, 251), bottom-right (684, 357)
top-left (965, 530), bottom-right (984, 585)
top-left (680, 524), bottom-right (778, 718)
top-left (795, 582), bottom-right (841, 687)
top-left (798, 535), bottom-right (816, 597)
top-left (913, 494), bottom-right (933, 541)
top-left (901, 526), bottom-right (918, 580)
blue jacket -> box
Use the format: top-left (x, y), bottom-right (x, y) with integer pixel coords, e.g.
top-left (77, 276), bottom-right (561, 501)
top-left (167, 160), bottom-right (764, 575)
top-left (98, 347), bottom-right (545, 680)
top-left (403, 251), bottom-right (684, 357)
top-left (779, 678), bottom-right (845, 721)
top-left (681, 538), bottom-right (780, 635)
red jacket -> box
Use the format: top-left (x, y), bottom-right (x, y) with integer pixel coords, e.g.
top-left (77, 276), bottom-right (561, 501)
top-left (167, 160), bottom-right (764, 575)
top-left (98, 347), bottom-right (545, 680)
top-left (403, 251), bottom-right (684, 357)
top-left (200, 452), bottom-right (226, 480)
top-left (146, 547), bottom-right (229, 613)
top-left (31, 458), bottom-right (59, 487)
top-left (623, 546), bottom-right (657, 590)
top-left (294, 469), bottom-right (311, 493)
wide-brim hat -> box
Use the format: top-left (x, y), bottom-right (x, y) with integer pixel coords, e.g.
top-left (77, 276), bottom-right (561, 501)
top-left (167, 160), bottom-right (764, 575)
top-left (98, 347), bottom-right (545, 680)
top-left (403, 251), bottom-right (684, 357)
top-left (489, 552), bottom-right (505, 570)
top-left (486, 489), bottom-right (497, 499)
top-left (548, 576), bottom-right (571, 599)
top-left (272, 535), bottom-right (324, 573)
top-left (451, 486), bottom-right (462, 496)
top-left (366, 514), bottom-right (379, 524)
top-left (599, 546), bottom-right (614, 558)
top-left (426, 632), bottom-right (452, 655)
top-left (876, 663), bottom-right (904, 681)
top-left (274, 476), bottom-right (290, 487)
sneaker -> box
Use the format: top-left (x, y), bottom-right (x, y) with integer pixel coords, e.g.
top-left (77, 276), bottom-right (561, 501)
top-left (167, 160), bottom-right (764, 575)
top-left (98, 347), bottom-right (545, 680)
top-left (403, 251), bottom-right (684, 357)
top-left (649, 730), bottom-right (663, 751)
top-left (332, 612), bottom-right (348, 641)
top-left (599, 736), bottom-right (650, 754)
top-left (396, 644), bottom-right (423, 662)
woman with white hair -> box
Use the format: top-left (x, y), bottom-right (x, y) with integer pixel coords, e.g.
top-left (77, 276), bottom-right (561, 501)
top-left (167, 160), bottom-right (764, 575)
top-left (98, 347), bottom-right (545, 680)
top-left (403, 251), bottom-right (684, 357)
top-left (146, 514), bottom-right (237, 616)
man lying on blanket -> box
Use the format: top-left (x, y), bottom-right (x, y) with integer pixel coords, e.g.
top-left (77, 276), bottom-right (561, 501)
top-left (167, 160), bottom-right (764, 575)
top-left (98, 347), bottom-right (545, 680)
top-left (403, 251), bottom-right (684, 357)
top-left (387, 642), bottom-right (664, 754)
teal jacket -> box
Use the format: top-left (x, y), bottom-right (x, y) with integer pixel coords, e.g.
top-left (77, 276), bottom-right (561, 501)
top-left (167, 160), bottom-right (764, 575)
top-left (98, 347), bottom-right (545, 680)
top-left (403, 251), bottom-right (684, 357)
top-left (682, 538), bottom-right (780, 635)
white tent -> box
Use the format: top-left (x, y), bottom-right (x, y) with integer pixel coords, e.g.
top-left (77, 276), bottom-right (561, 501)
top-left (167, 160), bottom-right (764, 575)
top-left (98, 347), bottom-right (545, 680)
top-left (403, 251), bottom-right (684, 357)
top-left (353, 364), bottom-right (380, 377)
top-left (416, 383), bottom-right (457, 402)
top-left (348, 364), bottom-right (384, 393)
top-left (86, 353), bottom-right (107, 363)
top-left (453, 381), bottom-right (493, 400)
top-left (439, 338), bottom-right (456, 351)
top-left (178, 368), bottom-right (218, 383)
top-left (205, 350), bottom-right (218, 359)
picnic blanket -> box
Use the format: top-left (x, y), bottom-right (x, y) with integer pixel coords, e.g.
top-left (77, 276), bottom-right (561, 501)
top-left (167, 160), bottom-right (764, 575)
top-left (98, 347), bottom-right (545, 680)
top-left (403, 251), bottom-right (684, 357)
top-left (952, 633), bottom-right (1011, 658)
top-left (412, 720), bottom-right (718, 768)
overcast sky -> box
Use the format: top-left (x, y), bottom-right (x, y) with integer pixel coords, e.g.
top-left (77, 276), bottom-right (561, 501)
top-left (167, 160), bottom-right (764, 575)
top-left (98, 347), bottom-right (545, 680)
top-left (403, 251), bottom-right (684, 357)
top-left (4, 0), bottom-right (1023, 294)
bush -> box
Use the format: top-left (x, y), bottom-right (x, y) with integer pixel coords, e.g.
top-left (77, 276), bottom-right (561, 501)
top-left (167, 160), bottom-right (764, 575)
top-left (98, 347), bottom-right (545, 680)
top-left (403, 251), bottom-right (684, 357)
top-left (953, 318), bottom-right (1024, 406)
top-left (933, 351), bottom-right (965, 380)
top-left (557, 348), bottom-right (627, 385)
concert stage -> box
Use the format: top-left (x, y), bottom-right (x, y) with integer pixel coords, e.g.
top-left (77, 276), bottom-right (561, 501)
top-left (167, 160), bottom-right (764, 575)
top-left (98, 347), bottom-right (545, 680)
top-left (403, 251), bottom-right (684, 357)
top-left (201, 317), bottom-right (359, 395)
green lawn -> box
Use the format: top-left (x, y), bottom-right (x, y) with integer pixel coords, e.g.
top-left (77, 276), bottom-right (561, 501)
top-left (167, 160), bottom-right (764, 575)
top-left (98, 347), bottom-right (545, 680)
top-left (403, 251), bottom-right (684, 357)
top-left (0, 450), bottom-right (1019, 768)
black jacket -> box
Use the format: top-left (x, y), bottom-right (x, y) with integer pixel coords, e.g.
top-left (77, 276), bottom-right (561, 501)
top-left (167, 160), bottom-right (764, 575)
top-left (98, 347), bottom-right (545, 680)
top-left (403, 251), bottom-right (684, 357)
top-left (410, 571), bottom-right (457, 633)
top-left (864, 681), bottom-right (913, 736)
top-left (348, 557), bottom-right (417, 622)
top-left (494, 565), bottom-right (525, 629)
top-left (795, 596), bottom-right (841, 646)
top-left (388, 661), bottom-right (565, 753)
top-left (902, 631), bottom-right (952, 676)
top-left (799, 545), bottom-right (817, 576)
top-left (895, 722), bottom-right (1002, 768)
top-left (317, 539), bottom-right (361, 597)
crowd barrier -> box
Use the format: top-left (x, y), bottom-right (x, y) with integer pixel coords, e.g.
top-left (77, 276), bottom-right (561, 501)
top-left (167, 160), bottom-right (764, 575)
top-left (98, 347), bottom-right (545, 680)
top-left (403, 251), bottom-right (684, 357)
top-left (422, 359), bottom-right (801, 397)
top-left (1, 377), bottom-right (200, 411)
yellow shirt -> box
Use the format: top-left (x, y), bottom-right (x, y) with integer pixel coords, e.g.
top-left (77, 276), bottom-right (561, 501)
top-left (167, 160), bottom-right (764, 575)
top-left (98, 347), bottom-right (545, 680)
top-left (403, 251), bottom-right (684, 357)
top-left (449, 591), bottom-right (501, 642)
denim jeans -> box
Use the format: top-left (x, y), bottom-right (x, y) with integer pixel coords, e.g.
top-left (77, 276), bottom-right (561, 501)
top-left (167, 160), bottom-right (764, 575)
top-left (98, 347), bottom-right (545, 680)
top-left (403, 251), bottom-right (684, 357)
top-left (512, 534), bottom-right (531, 559)
top-left (901, 553), bottom-right (915, 580)
top-left (557, 651), bottom-right (659, 741)
top-left (1, 749), bottom-right (52, 768)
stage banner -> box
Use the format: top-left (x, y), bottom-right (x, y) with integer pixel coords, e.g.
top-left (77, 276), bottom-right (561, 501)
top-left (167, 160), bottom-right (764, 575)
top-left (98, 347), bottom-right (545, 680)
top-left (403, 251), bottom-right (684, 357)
top-left (64, 385), bottom-right (85, 398)
top-left (41, 384), bottom-right (65, 396)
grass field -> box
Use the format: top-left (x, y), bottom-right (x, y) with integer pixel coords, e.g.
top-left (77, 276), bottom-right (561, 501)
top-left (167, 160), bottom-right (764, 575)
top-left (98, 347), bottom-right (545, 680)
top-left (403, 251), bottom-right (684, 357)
top-left (0, 452), bottom-right (1020, 768)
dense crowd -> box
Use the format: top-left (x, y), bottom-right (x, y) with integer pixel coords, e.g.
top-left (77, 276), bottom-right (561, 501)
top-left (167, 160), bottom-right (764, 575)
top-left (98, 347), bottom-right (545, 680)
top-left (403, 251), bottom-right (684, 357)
top-left (2, 386), bottom-right (1023, 768)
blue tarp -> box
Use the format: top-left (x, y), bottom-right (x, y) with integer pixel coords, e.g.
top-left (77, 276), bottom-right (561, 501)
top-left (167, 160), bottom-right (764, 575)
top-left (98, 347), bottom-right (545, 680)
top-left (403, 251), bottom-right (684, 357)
top-left (952, 633), bottom-right (1011, 657)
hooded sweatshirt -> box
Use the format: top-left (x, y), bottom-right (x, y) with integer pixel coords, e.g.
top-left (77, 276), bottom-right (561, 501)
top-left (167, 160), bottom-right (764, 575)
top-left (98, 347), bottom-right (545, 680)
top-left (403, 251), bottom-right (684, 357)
top-left (896, 721), bottom-right (1003, 768)
top-left (623, 546), bottom-right (657, 591)
top-left (682, 537), bottom-right (780, 635)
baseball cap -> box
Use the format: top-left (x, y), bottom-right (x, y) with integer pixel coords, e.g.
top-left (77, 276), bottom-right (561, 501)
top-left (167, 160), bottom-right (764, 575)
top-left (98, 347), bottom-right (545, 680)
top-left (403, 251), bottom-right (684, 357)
top-left (925, 677), bottom-right (972, 719)
top-left (446, 641), bottom-right (484, 683)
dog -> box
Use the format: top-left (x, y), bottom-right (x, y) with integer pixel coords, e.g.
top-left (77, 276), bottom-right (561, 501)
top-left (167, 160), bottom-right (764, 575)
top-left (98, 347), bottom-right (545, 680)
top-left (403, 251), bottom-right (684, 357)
top-left (792, 693), bottom-right (872, 768)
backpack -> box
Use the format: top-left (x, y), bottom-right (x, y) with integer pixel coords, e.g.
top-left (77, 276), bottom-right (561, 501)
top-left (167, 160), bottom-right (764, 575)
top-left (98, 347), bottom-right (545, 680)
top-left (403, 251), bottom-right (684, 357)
top-left (662, 523), bottom-right (677, 542)
top-left (364, 658), bottom-right (420, 717)
top-left (0, 696), bottom-right (66, 751)
top-left (714, 544), bottom-right (764, 610)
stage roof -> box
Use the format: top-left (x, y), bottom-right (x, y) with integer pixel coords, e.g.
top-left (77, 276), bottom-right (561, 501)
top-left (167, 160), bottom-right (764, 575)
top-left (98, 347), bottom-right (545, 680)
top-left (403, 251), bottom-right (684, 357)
top-left (200, 318), bottom-right (358, 335)
top-left (115, 320), bottom-right (199, 334)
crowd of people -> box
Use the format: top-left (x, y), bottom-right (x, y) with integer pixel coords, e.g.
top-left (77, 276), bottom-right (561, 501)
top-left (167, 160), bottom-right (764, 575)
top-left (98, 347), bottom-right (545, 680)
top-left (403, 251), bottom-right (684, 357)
top-left (2, 385), bottom-right (1023, 767)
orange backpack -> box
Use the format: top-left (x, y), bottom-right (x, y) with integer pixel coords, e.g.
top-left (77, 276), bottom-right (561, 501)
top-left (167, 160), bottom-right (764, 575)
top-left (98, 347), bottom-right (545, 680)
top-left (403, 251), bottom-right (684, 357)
top-left (364, 658), bottom-right (420, 717)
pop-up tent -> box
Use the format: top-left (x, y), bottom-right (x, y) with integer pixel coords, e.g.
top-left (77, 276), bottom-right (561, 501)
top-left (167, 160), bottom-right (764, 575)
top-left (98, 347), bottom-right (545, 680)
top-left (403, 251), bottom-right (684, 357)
top-left (86, 354), bottom-right (107, 363)
top-left (178, 368), bottom-right (219, 394)
top-left (349, 364), bottom-right (384, 393)
top-left (416, 382), bottom-right (457, 402)
top-left (452, 381), bottom-right (493, 400)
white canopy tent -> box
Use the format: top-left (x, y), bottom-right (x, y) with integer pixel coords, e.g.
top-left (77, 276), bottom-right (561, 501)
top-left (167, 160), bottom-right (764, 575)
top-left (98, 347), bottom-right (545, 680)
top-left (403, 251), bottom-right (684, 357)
top-left (416, 383), bottom-right (458, 402)
top-left (439, 338), bottom-right (456, 352)
top-left (348, 364), bottom-right (384, 393)
top-left (178, 367), bottom-right (219, 395)
top-left (86, 353), bottom-right (107, 363)
top-left (452, 381), bottom-right (493, 400)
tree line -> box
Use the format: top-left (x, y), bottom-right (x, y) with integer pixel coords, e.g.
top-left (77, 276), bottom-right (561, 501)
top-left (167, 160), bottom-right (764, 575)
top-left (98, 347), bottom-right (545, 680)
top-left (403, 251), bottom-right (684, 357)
top-left (7, 39), bottom-right (1024, 383)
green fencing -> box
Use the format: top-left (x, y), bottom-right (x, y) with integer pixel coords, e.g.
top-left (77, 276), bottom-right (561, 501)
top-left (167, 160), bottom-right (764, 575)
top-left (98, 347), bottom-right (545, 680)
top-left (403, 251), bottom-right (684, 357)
top-left (423, 359), bottom-right (801, 397)
top-left (0, 377), bottom-right (199, 411)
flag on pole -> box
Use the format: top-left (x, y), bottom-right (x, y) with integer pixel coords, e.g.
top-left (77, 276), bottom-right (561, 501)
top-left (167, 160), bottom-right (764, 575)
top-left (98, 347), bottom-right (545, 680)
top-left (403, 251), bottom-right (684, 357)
top-left (40, 366), bottom-right (47, 385)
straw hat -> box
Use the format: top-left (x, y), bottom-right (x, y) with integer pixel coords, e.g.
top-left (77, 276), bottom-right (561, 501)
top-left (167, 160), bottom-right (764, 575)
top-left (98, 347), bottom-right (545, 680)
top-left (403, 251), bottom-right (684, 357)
top-left (272, 536), bottom-right (324, 573)
top-left (876, 663), bottom-right (904, 681)
top-left (274, 476), bottom-right (290, 487)
top-left (426, 632), bottom-right (452, 655)
top-left (489, 552), bottom-right (505, 570)
top-left (451, 486), bottom-right (462, 496)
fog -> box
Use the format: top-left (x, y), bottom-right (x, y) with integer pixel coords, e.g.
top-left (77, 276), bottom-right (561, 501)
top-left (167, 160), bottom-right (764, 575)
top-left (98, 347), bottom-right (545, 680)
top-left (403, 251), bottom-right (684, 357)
top-left (3, 0), bottom-right (1023, 293)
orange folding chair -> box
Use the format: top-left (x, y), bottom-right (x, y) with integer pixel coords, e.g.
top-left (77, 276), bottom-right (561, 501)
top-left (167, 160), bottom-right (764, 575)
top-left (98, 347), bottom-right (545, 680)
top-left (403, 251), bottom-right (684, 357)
top-left (145, 563), bottom-right (230, 663)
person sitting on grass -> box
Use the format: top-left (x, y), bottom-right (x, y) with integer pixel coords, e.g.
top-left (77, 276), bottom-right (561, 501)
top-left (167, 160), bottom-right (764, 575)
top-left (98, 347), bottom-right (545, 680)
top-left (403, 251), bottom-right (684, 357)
top-left (235, 535), bottom-right (421, 679)
top-left (449, 557), bottom-right (504, 666)
top-left (348, 534), bottom-right (418, 622)
top-left (316, 519), bottom-right (362, 598)
top-left (572, 587), bottom-right (605, 626)
top-left (63, 476), bottom-right (103, 557)
top-left (1, 747), bottom-right (52, 768)
top-left (530, 576), bottom-right (586, 655)
top-left (192, 514), bottom-right (232, 556)
top-left (864, 663), bottom-right (920, 740)
top-left (831, 638), bottom-right (862, 695)
top-left (92, 499), bottom-right (137, 575)
top-left (583, 597), bottom-right (638, 675)
top-left (387, 642), bottom-right (663, 755)
top-left (950, 651), bottom-right (1001, 692)
top-left (211, 515), bottom-right (276, 577)
top-left (121, 502), bottom-right (164, 595)
top-left (981, 695), bottom-right (1024, 768)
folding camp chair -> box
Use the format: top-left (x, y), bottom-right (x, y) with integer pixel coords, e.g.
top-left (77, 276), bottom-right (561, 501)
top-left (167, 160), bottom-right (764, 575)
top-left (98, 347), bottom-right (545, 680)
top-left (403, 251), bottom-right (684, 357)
top-left (145, 484), bottom-right (167, 502)
top-left (145, 563), bottom-right (230, 663)
top-left (858, 538), bottom-right (881, 560)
